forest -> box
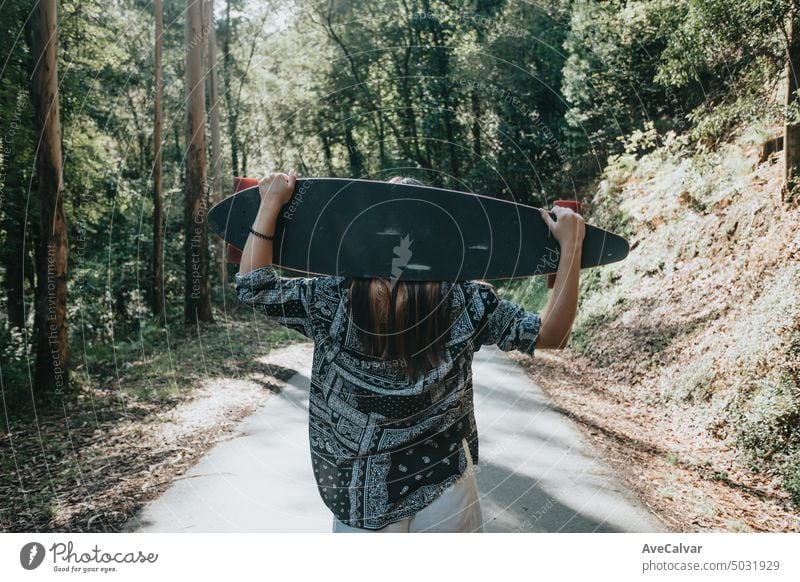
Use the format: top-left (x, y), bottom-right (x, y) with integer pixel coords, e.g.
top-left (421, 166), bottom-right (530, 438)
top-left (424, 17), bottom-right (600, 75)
top-left (1, 0), bottom-right (799, 532)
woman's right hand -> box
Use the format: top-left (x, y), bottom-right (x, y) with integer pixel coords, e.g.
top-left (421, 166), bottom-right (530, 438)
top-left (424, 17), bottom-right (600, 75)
top-left (538, 206), bottom-right (586, 249)
top-left (258, 169), bottom-right (297, 210)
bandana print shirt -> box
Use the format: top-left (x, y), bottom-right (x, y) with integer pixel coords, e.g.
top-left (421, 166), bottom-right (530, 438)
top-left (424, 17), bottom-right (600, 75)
top-left (235, 264), bottom-right (541, 530)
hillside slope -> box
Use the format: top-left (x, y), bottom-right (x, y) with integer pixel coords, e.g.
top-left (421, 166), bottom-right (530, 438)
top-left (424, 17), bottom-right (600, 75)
top-left (511, 125), bottom-right (800, 532)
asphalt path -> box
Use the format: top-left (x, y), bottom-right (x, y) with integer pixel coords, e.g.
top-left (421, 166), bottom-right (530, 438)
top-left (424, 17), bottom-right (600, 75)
top-left (123, 342), bottom-right (668, 533)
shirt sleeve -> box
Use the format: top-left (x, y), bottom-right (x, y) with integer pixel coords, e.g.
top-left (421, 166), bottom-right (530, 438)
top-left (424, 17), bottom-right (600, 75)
top-left (470, 282), bottom-right (541, 355)
top-left (234, 264), bottom-right (318, 338)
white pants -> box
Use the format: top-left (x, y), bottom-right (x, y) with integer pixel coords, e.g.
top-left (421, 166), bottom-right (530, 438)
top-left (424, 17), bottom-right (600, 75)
top-left (332, 437), bottom-right (484, 533)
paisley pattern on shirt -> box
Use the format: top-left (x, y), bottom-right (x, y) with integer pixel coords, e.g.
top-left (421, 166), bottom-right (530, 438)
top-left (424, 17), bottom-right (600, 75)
top-left (235, 264), bottom-right (541, 530)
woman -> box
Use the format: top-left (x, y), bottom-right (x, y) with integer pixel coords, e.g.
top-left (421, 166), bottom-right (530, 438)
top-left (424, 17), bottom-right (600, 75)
top-left (235, 170), bottom-right (585, 533)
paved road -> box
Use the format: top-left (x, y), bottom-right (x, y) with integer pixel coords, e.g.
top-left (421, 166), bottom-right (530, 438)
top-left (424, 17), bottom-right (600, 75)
top-left (123, 343), bottom-right (668, 533)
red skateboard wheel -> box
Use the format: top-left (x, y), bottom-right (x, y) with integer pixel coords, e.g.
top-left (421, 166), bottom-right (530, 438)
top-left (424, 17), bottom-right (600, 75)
top-left (233, 176), bottom-right (259, 193)
top-left (226, 243), bottom-right (243, 264)
top-left (226, 177), bottom-right (259, 263)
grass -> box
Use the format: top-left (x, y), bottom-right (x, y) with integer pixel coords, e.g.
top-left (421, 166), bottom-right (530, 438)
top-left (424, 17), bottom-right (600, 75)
top-left (3, 303), bottom-right (299, 415)
top-left (784, 450), bottom-right (800, 506)
top-left (731, 374), bottom-right (800, 472)
top-left (0, 305), bottom-right (302, 531)
top-left (91, 315), bottom-right (292, 403)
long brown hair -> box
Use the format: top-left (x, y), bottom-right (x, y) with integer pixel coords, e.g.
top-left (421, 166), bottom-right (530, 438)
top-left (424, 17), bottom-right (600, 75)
top-left (346, 176), bottom-right (452, 381)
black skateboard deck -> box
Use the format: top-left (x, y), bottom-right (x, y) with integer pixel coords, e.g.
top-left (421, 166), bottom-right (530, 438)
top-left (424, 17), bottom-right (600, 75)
top-left (208, 177), bottom-right (629, 281)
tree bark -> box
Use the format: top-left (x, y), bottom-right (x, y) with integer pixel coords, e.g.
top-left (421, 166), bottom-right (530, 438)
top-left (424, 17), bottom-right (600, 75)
top-left (184, 0), bottom-right (213, 323)
top-left (29, 0), bottom-right (69, 394)
top-left (343, 98), bottom-right (364, 177)
top-left (320, 132), bottom-right (334, 175)
top-left (1, 94), bottom-right (28, 329)
top-left (2, 195), bottom-right (27, 329)
top-left (152, 0), bottom-right (165, 323)
top-left (784, 8), bottom-right (800, 202)
top-left (471, 90), bottom-right (482, 159)
top-left (205, 0), bottom-right (226, 288)
top-left (206, 0), bottom-right (222, 204)
top-left (223, 0), bottom-right (239, 177)
top-left (421, 0), bottom-right (458, 181)
top-left (0, 0), bottom-right (29, 330)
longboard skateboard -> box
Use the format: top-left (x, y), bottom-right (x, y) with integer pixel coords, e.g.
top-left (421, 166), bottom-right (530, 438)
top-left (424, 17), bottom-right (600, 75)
top-left (208, 177), bottom-right (629, 281)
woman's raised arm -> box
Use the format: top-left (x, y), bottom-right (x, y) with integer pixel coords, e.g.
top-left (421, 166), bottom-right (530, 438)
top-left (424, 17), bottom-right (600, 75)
top-left (535, 206), bottom-right (585, 349)
top-left (238, 170), bottom-right (297, 276)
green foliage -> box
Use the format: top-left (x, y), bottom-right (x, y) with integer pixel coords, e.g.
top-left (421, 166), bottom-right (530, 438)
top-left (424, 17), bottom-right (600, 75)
top-left (731, 375), bottom-right (800, 473)
top-left (4, 0), bottom-right (792, 362)
top-left (784, 449), bottom-right (800, 506)
top-left (494, 275), bottom-right (550, 314)
top-left (654, 0), bottom-right (787, 146)
top-left (561, 1), bottom-right (694, 166)
top-left (655, 0), bottom-right (787, 87)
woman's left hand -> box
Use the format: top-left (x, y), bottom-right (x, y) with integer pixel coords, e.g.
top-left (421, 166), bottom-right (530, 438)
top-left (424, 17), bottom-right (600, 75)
top-left (259, 169), bottom-right (297, 209)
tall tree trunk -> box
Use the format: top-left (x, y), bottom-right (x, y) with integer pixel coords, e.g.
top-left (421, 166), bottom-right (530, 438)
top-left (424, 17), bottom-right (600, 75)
top-left (2, 197), bottom-right (26, 329)
top-left (784, 8), bottom-right (800, 202)
top-left (241, 137), bottom-right (248, 176)
top-left (206, 0), bottom-right (222, 203)
top-left (344, 124), bottom-right (363, 176)
top-left (223, 0), bottom-right (239, 176)
top-left (205, 0), bottom-right (226, 288)
top-left (421, 0), bottom-right (457, 181)
top-left (184, 0), bottom-right (213, 323)
top-left (319, 131), bottom-right (334, 175)
top-left (343, 99), bottom-right (364, 177)
top-left (471, 90), bottom-right (482, 159)
top-left (30, 0), bottom-right (69, 394)
top-left (397, 46), bottom-right (423, 166)
top-left (152, 0), bottom-right (165, 323)
top-left (0, 0), bottom-right (28, 329)
top-left (174, 123), bottom-right (184, 184)
top-left (3, 242), bottom-right (26, 329)
top-left (377, 108), bottom-right (386, 169)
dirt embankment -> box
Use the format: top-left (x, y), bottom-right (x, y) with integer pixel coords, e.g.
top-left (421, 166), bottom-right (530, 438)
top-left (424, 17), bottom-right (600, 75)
top-left (511, 128), bottom-right (800, 532)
